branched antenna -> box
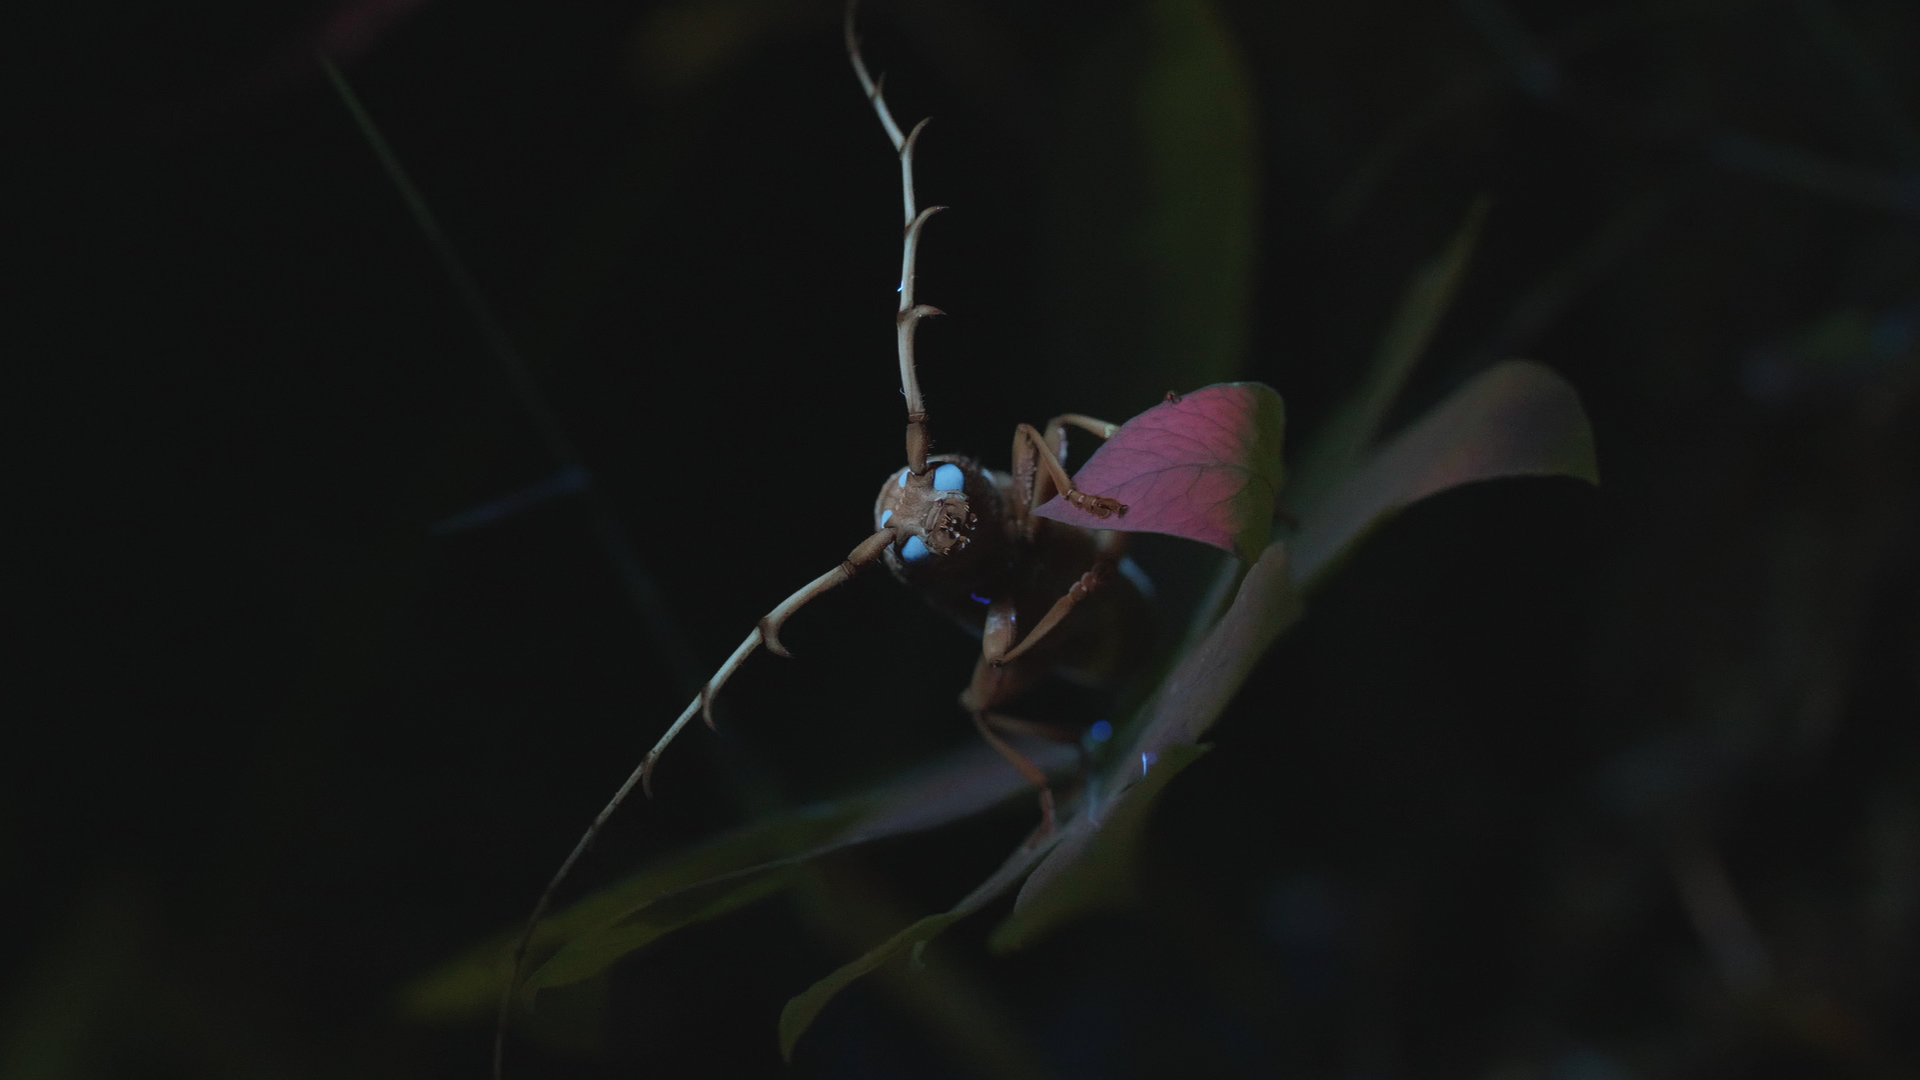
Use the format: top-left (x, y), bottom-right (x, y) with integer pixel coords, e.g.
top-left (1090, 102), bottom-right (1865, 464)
top-left (491, 8), bottom-right (937, 1075)
top-left (847, 0), bottom-right (943, 475)
top-left (491, 521), bottom-right (896, 1078)
top-left (845, 3), bottom-right (906, 160)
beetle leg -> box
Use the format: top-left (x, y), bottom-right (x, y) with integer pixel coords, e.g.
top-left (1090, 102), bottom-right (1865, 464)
top-left (992, 573), bottom-right (1100, 666)
top-left (961, 637), bottom-right (1056, 831)
top-left (1042, 413), bottom-right (1120, 463)
top-left (993, 528), bottom-right (1129, 667)
top-left (1009, 414), bottom-right (1124, 537)
top-left (972, 711), bottom-right (1057, 834)
top-left (1008, 424), bottom-right (1041, 534)
top-left (981, 712), bottom-right (1079, 744)
top-left (1015, 423), bottom-right (1126, 519)
top-left (960, 636), bottom-right (1047, 715)
top-left (980, 594), bottom-right (1018, 665)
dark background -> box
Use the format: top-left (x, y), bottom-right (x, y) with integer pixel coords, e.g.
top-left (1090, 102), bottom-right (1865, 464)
top-left (9, 0), bottom-right (1917, 1077)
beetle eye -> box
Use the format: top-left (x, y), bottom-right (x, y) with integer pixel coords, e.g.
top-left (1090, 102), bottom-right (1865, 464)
top-left (900, 535), bottom-right (931, 562)
top-left (933, 463), bottom-right (965, 492)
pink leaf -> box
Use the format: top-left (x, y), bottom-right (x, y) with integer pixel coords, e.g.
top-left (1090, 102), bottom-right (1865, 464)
top-left (1033, 382), bottom-right (1285, 562)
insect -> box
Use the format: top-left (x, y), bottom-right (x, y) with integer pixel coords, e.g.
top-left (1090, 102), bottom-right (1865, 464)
top-left (496, 4), bottom-right (1158, 1073)
top-left (629, 8), bottom-right (1159, 825)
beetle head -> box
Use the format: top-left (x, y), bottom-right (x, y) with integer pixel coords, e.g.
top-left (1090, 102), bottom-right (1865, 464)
top-left (874, 457), bottom-right (977, 565)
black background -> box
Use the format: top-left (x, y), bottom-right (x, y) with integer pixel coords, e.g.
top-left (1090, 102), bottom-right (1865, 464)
top-left (9, 0), bottom-right (1917, 1077)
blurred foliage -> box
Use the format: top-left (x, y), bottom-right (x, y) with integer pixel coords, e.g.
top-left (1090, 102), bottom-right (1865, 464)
top-left (1046, 0), bottom-right (1260, 416)
top-left (410, 317), bottom-right (1592, 1057)
top-left (10, 0), bottom-right (1918, 1077)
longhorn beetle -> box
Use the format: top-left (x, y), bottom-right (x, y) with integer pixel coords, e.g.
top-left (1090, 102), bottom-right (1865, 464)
top-left (498, 4), bottom-right (1158, 1071)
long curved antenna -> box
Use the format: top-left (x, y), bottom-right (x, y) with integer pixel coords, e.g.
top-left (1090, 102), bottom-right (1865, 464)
top-left (493, 526), bottom-right (897, 1079)
top-left (847, 0), bottom-right (943, 475)
top-left (845, 1), bottom-right (906, 157)
top-left (494, 9), bottom-right (941, 1074)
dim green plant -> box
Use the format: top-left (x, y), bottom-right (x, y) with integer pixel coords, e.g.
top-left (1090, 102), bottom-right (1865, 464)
top-left (356, 0), bottom-right (1597, 1067)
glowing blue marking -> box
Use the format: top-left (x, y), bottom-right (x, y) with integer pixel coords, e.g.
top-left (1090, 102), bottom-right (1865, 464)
top-left (1141, 751), bottom-right (1158, 776)
top-left (968, 592), bottom-right (990, 605)
top-left (1117, 556), bottom-right (1155, 601)
top-left (879, 510), bottom-right (893, 527)
top-left (897, 471), bottom-right (909, 488)
top-left (933, 463), bottom-right (964, 492)
top-left (901, 535), bottom-right (931, 562)
top-left (1089, 720), bottom-right (1113, 743)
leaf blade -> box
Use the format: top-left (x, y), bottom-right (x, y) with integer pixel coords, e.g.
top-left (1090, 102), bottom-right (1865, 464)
top-left (397, 739), bottom-right (1075, 1022)
top-left (1288, 200), bottom-right (1489, 511)
top-left (777, 835), bottom-right (1057, 1061)
top-left (1033, 382), bottom-right (1285, 562)
top-left (991, 542), bottom-right (1302, 944)
top-left (523, 862), bottom-right (806, 995)
top-left (1289, 359), bottom-right (1598, 589)
top-left (990, 743), bottom-right (1210, 952)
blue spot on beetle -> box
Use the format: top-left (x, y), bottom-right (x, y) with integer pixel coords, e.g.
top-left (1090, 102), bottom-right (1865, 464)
top-left (933, 463), bottom-right (965, 491)
top-left (901, 535), bottom-right (931, 562)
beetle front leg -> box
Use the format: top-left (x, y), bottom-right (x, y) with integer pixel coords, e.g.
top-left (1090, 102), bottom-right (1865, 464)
top-left (993, 528), bottom-right (1130, 667)
top-left (1009, 419), bottom-right (1126, 536)
top-left (1042, 413), bottom-right (1120, 459)
top-left (1035, 413), bottom-right (1119, 513)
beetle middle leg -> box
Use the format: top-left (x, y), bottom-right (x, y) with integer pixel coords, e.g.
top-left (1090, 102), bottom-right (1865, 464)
top-left (961, 524), bottom-right (1131, 829)
top-left (968, 712), bottom-right (1082, 837)
top-left (994, 527), bottom-right (1129, 666)
top-left (970, 712), bottom-right (1059, 834)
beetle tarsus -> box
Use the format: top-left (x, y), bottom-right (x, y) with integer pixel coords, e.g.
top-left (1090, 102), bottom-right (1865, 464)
top-left (1070, 491), bottom-right (1127, 518)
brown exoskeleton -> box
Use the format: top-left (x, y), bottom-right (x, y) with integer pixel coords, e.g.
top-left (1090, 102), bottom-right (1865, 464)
top-left (496, 6), bottom-right (1152, 1074)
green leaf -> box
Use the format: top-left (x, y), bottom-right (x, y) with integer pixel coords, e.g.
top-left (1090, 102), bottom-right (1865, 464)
top-left (1289, 200), bottom-right (1489, 511)
top-left (1289, 359), bottom-right (1599, 589)
top-left (990, 742), bottom-right (1210, 952)
top-left (1124, 540), bottom-right (1305, 760)
top-left (525, 861), bottom-right (809, 995)
top-left (982, 358), bottom-right (1597, 947)
top-left (778, 836), bottom-right (1058, 1061)
top-left (397, 739), bottom-right (1074, 1022)
top-left (398, 807), bottom-right (861, 1023)
top-left (988, 541), bottom-right (1302, 941)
